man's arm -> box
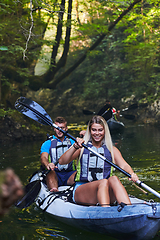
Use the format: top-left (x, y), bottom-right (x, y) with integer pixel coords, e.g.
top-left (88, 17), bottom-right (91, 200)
top-left (41, 152), bottom-right (56, 170)
top-left (41, 152), bottom-right (49, 168)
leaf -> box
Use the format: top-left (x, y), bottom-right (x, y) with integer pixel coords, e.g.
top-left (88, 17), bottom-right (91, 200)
top-left (0, 46), bottom-right (8, 51)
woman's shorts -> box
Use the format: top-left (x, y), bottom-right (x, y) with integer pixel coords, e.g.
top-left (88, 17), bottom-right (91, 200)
top-left (72, 182), bottom-right (86, 203)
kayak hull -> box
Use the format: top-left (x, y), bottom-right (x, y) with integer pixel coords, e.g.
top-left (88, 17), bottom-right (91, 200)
top-left (107, 118), bottom-right (124, 133)
top-left (52, 212), bottom-right (160, 240)
top-left (31, 173), bottom-right (160, 240)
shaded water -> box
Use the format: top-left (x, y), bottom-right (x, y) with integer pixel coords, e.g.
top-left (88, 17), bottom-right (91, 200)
top-left (0, 123), bottom-right (160, 240)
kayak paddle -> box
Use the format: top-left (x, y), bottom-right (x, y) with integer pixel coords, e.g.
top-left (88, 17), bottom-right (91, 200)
top-left (15, 97), bottom-right (160, 199)
top-left (15, 170), bottom-right (50, 209)
top-left (82, 102), bottom-right (148, 120)
top-left (83, 109), bottom-right (136, 120)
top-left (121, 103), bottom-right (138, 111)
top-left (83, 109), bottom-right (96, 115)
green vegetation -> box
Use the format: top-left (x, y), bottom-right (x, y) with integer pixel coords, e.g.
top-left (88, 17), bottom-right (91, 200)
top-left (0, 0), bottom-right (159, 119)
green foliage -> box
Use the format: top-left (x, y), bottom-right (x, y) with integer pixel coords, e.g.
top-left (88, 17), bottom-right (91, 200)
top-left (0, 109), bottom-right (6, 117)
top-left (0, 0), bottom-right (160, 114)
top-left (0, 0), bottom-right (49, 106)
top-left (30, 0), bottom-right (160, 115)
top-left (69, 0), bottom-right (160, 106)
top-left (0, 108), bottom-right (17, 118)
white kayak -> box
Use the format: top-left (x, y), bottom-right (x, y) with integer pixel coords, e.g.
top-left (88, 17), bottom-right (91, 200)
top-left (29, 172), bottom-right (160, 240)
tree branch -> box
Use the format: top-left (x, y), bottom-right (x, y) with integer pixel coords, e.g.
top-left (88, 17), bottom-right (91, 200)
top-left (55, 0), bottom-right (72, 69)
top-left (49, 0), bottom-right (142, 89)
top-left (23, 0), bottom-right (34, 60)
top-left (42, 0), bottom-right (66, 82)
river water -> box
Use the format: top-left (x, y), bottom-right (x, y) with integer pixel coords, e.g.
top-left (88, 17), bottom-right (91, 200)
top-left (0, 123), bottom-right (160, 240)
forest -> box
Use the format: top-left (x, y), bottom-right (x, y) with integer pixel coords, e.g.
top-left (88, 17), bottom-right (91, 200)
top-left (0, 0), bottom-right (160, 122)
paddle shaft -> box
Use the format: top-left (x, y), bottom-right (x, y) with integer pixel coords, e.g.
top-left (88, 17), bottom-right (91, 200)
top-left (137, 182), bottom-right (160, 199)
top-left (16, 97), bottom-right (160, 199)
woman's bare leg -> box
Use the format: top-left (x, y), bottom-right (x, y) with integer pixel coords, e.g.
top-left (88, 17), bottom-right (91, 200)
top-left (74, 179), bottom-right (110, 206)
top-left (74, 177), bottom-right (131, 206)
top-left (108, 176), bottom-right (131, 205)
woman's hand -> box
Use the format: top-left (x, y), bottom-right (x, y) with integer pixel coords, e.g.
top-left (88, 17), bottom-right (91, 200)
top-left (59, 137), bottom-right (83, 165)
top-left (129, 172), bottom-right (139, 183)
top-left (73, 137), bottom-right (85, 149)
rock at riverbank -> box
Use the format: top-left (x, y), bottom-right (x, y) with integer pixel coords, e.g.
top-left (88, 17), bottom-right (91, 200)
top-left (0, 116), bottom-right (48, 143)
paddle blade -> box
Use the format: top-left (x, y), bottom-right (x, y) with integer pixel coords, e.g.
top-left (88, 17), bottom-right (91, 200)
top-left (128, 103), bottom-right (138, 110)
top-left (15, 180), bottom-right (41, 209)
top-left (122, 103), bottom-right (138, 112)
top-left (122, 114), bottom-right (135, 120)
top-left (83, 109), bottom-right (94, 115)
top-left (15, 97), bottom-right (53, 126)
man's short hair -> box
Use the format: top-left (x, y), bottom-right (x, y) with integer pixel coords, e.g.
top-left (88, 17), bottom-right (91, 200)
top-left (55, 116), bottom-right (67, 125)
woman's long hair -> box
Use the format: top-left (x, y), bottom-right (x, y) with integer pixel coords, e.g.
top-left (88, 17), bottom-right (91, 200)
top-left (79, 115), bottom-right (114, 163)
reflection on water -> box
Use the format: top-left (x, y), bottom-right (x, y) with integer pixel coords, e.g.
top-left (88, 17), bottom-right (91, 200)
top-left (0, 124), bottom-right (160, 240)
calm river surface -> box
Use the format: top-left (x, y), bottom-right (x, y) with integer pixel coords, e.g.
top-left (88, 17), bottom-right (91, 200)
top-left (0, 123), bottom-right (160, 240)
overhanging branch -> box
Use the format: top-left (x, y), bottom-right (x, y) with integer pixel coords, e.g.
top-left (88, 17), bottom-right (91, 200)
top-left (49, 0), bottom-right (142, 89)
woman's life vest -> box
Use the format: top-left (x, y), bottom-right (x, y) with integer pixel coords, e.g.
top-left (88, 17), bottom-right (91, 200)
top-left (75, 142), bottom-right (112, 182)
top-left (49, 137), bottom-right (75, 172)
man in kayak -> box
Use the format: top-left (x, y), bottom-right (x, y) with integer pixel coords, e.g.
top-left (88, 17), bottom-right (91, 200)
top-left (40, 116), bottom-right (77, 192)
top-left (97, 100), bottom-right (120, 121)
top-left (80, 100), bottom-right (120, 137)
top-left (59, 115), bottom-right (139, 206)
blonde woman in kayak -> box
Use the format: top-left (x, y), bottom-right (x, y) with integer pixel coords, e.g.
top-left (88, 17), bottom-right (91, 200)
top-left (59, 115), bottom-right (139, 207)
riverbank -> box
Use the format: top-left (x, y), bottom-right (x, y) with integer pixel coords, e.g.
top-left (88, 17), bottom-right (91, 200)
top-left (132, 100), bottom-right (160, 125)
top-left (0, 100), bottom-right (159, 143)
top-left (0, 115), bottom-right (49, 143)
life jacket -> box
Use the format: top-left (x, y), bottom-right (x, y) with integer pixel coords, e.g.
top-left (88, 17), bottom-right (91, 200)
top-left (75, 142), bottom-right (112, 182)
top-left (112, 107), bottom-right (116, 114)
top-left (112, 107), bottom-right (117, 120)
top-left (49, 136), bottom-right (75, 172)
